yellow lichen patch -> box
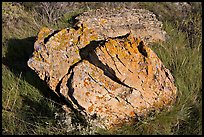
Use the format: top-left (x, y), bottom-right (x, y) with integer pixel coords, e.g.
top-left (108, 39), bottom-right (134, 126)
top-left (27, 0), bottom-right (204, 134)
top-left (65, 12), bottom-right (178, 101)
top-left (132, 42), bottom-right (140, 53)
top-left (37, 27), bottom-right (52, 41)
top-left (82, 26), bottom-right (89, 33)
top-left (79, 32), bottom-right (91, 46)
top-left (135, 37), bottom-right (142, 46)
top-left (52, 29), bottom-right (68, 42)
top-left (91, 71), bottom-right (95, 77)
top-left (72, 36), bottom-right (79, 45)
top-left (114, 43), bottom-right (125, 58)
top-left (68, 28), bottom-right (76, 34)
top-left (124, 41), bottom-right (135, 54)
top-left (105, 41), bottom-right (117, 56)
top-left (34, 57), bottom-right (42, 61)
top-left (100, 19), bottom-right (107, 24)
top-left (72, 57), bottom-right (80, 65)
top-left (84, 40), bottom-right (90, 46)
top-left (90, 33), bottom-right (98, 40)
top-left (124, 41), bottom-right (130, 47)
top-left (33, 51), bottom-right (39, 55)
top-left (82, 23), bottom-right (88, 29)
top-left (58, 29), bottom-right (68, 36)
top-left (109, 39), bottom-right (117, 46)
top-left (108, 46), bottom-right (118, 56)
top-left (127, 33), bottom-right (136, 44)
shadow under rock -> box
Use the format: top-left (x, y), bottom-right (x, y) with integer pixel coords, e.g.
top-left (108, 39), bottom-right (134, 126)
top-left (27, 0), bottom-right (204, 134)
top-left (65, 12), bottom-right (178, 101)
top-left (2, 36), bottom-right (62, 105)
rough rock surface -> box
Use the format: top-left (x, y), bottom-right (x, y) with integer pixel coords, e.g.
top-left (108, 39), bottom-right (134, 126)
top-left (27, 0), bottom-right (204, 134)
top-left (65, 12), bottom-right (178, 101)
top-left (28, 24), bottom-right (177, 129)
top-left (75, 8), bottom-right (167, 44)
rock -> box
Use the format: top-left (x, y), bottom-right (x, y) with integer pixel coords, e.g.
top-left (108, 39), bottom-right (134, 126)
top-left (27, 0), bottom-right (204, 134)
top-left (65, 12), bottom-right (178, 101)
top-left (27, 25), bottom-right (99, 93)
top-left (28, 23), bottom-right (177, 129)
top-left (75, 8), bottom-right (167, 44)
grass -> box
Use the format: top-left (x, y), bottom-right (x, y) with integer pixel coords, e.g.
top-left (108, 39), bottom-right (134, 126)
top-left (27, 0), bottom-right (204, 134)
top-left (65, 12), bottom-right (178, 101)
top-left (2, 2), bottom-right (202, 135)
top-left (2, 64), bottom-right (61, 135)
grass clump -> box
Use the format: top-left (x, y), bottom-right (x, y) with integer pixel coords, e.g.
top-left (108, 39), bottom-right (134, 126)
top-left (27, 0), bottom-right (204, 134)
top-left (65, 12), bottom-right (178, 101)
top-left (2, 64), bottom-right (62, 135)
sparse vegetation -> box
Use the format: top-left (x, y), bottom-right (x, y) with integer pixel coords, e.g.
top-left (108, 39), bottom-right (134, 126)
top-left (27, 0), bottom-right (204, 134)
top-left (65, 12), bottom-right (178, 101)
top-left (2, 2), bottom-right (202, 135)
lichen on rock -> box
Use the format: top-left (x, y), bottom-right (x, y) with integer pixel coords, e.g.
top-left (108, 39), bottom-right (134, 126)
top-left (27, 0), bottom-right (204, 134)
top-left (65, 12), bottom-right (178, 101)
top-left (28, 10), bottom-right (177, 129)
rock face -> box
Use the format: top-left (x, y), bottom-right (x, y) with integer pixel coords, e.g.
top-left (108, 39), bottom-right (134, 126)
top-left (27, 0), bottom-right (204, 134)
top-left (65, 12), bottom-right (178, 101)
top-left (75, 8), bottom-right (167, 44)
top-left (28, 11), bottom-right (177, 129)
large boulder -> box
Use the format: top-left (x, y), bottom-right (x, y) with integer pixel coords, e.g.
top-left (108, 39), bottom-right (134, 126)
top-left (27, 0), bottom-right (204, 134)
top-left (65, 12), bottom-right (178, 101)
top-left (28, 23), bottom-right (177, 129)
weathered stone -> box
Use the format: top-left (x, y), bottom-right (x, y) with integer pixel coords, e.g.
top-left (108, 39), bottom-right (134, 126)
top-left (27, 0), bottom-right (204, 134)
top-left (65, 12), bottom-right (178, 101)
top-left (75, 8), bottom-right (167, 44)
top-left (28, 25), bottom-right (99, 93)
top-left (28, 24), bottom-right (177, 129)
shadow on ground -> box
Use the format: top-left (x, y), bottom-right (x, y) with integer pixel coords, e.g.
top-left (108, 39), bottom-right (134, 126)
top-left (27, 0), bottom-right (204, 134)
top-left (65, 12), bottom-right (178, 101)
top-left (2, 36), bottom-right (63, 110)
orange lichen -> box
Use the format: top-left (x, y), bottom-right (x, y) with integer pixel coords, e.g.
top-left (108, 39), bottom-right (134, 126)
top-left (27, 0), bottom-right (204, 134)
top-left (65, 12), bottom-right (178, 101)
top-left (96, 96), bottom-right (104, 100)
top-left (84, 77), bottom-right (91, 87)
top-left (85, 92), bottom-right (90, 96)
top-left (88, 104), bottom-right (94, 112)
top-left (129, 111), bottom-right (135, 117)
top-left (97, 107), bottom-right (102, 112)
top-left (109, 84), bottom-right (117, 91)
top-left (84, 81), bottom-right (89, 87)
